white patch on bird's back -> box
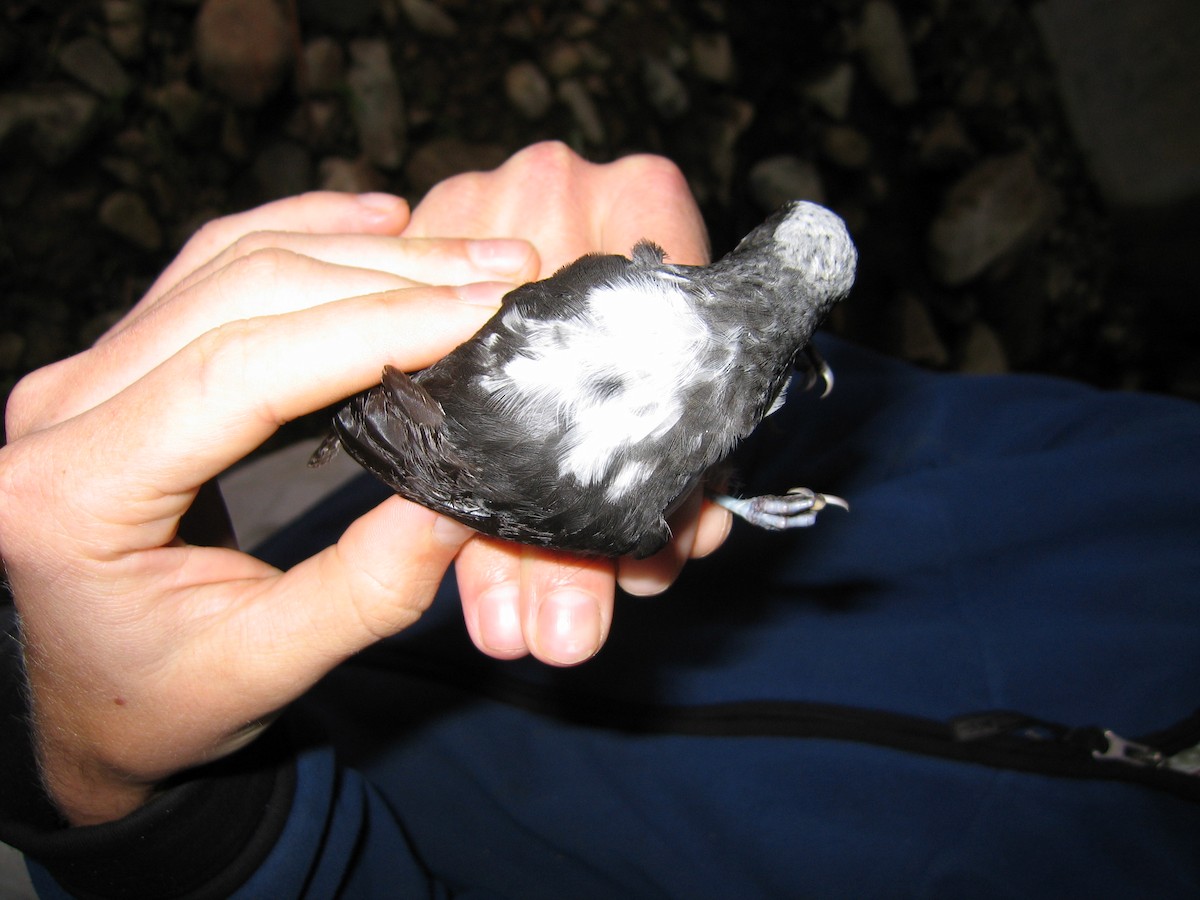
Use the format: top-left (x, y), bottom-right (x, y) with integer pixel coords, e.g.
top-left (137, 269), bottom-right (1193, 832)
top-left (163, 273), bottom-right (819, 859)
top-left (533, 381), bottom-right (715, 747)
top-left (488, 273), bottom-right (721, 486)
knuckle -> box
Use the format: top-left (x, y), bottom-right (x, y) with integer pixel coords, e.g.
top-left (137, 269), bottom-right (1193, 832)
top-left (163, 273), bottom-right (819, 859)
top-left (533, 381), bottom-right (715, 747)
top-left (223, 246), bottom-right (305, 284)
top-left (5, 359), bottom-right (72, 439)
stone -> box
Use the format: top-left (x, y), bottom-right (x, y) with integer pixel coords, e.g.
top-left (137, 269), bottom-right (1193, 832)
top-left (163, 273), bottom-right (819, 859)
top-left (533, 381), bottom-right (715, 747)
top-left (0, 89), bottom-right (102, 166)
top-left (858, 0), bottom-right (918, 107)
top-left (691, 32), bottom-right (734, 84)
top-left (642, 56), bottom-right (689, 119)
top-left (0, 332), bottom-right (25, 370)
top-left (405, 137), bottom-right (509, 196)
top-left (150, 80), bottom-right (207, 137)
top-left (897, 293), bottom-right (949, 367)
top-left (958, 321), bottom-right (1009, 374)
top-left (296, 0), bottom-right (378, 31)
top-left (318, 156), bottom-right (385, 193)
top-left (916, 109), bottom-right (974, 168)
top-left (59, 35), bottom-right (132, 100)
top-left (804, 63), bottom-right (855, 120)
top-left (346, 39), bottom-right (406, 170)
top-left (544, 42), bottom-right (585, 78)
top-left (253, 141), bottom-right (313, 200)
top-left (708, 97), bottom-right (756, 206)
top-left (1033, 0), bottom-right (1200, 208)
top-left (303, 37), bottom-right (345, 94)
top-left (928, 151), bottom-right (1053, 286)
top-left (505, 61), bottom-right (553, 120)
top-left (398, 0), bottom-right (459, 38)
top-left (103, 0), bottom-right (147, 61)
top-left (820, 124), bottom-right (871, 169)
top-left (194, 0), bottom-right (292, 108)
top-left (98, 190), bottom-right (162, 251)
top-left (748, 155), bottom-right (825, 210)
top-left (557, 79), bottom-right (606, 145)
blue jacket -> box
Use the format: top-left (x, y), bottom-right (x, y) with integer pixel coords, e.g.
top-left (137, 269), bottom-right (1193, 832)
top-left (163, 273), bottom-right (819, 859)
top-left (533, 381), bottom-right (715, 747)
top-left (5, 337), bottom-right (1199, 898)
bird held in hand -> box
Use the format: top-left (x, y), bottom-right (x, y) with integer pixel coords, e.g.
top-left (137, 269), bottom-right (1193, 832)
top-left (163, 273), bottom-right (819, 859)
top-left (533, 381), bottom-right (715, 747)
top-left (311, 200), bottom-right (858, 558)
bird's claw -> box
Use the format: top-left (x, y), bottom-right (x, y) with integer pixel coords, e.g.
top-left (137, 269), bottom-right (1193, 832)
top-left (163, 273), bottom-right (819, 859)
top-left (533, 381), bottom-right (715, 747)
top-left (711, 487), bottom-right (848, 531)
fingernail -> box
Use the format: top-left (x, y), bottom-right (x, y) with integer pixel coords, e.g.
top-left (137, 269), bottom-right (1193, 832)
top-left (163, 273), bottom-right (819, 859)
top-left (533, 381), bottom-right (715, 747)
top-left (467, 239), bottom-right (534, 275)
top-left (455, 281), bottom-right (512, 307)
top-left (477, 585), bottom-right (526, 653)
top-left (537, 589), bottom-right (602, 664)
top-left (357, 192), bottom-right (405, 213)
top-left (431, 514), bottom-right (474, 548)
top-left (355, 192), bottom-right (408, 220)
top-left (617, 567), bottom-right (673, 597)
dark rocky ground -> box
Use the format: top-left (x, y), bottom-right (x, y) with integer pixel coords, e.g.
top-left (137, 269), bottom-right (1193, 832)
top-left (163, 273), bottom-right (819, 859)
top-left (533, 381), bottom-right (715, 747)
top-left (2, 0), bottom-right (1199, 448)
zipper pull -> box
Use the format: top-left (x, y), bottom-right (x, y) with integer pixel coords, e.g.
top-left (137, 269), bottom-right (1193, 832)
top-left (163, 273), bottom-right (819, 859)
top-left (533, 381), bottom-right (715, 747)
top-left (1091, 729), bottom-right (1166, 768)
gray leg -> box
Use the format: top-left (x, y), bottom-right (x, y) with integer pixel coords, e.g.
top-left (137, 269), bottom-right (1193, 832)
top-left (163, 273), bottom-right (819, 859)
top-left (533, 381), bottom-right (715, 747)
top-left (711, 487), bottom-right (848, 531)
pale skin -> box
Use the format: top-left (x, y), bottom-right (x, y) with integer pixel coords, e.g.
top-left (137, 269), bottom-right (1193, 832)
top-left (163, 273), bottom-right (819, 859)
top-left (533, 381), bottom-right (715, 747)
top-left (0, 142), bottom-right (731, 826)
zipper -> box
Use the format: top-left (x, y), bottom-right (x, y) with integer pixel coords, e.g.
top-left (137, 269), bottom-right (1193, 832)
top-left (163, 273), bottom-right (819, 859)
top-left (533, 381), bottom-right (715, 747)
top-left (373, 649), bottom-right (1200, 803)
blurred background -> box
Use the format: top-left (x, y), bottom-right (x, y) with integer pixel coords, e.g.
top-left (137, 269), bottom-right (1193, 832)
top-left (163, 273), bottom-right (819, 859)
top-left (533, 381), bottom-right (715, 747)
top-left (2, 0), bottom-right (1199, 439)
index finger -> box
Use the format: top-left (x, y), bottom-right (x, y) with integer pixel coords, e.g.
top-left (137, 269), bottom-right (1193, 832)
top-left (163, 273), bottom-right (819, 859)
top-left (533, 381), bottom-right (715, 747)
top-left (63, 283), bottom-right (509, 551)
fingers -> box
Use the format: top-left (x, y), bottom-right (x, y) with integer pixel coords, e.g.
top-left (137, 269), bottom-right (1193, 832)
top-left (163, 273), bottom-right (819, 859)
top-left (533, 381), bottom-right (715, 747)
top-left (137, 192), bottom-right (412, 313)
top-left (63, 283), bottom-right (510, 550)
top-left (138, 233), bottom-right (538, 336)
top-left (243, 497), bottom-right (476, 681)
top-left (591, 152), bottom-right (711, 266)
top-left (456, 537), bottom-right (615, 666)
top-left (9, 236), bottom-right (535, 437)
top-left (405, 141), bottom-right (710, 275)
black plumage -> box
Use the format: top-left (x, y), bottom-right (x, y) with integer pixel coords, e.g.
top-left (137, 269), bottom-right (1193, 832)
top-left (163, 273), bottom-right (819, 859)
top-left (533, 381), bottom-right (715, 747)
top-left (311, 200), bottom-right (858, 557)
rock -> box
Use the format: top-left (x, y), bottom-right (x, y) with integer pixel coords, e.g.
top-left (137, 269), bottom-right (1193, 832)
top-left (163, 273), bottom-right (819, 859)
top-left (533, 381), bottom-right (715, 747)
top-left (928, 151), bottom-right (1054, 286)
top-left (253, 141), bottom-right (313, 200)
top-left (820, 124), bottom-right (871, 169)
top-left (748, 155), bottom-right (825, 210)
top-left (707, 97), bottom-right (755, 206)
top-left (544, 42), bottom-right (585, 78)
top-left (149, 80), bottom-right (207, 137)
top-left (103, 0), bottom-right (147, 61)
top-left (642, 56), bottom-right (689, 119)
top-left (297, 0), bottom-right (378, 31)
top-left (958, 321), bottom-right (1009, 374)
top-left (505, 61), bottom-right (553, 120)
top-left (59, 36), bottom-right (132, 100)
top-left (691, 32), bottom-right (734, 84)
top-left (289, 98), bottom-right (344, 149)
top-left (0, 89), bottom-right (102, 166)
top-left (303, 37), bottom-right (345, 94)
top-left (804, 63), bottom-right (855, 120)
top-left (916, 109), bottom-right (974, 168)
top-left (897, 293), bottom-right (949, 366)
top-left (98, 190), bottom-right (162, 251)
top-left (194, 0), bottom-right (292, 108)
top-left (557, 79), bottom-right (606, 145)
top-left (346, 39), bottom-right (406, 170)
top-left (858, 0), bottom-right (918, 107)
top-left (405, 137), bottom-right (509, 195)
top-left (0, 332), bottom-right (25, 370)
top-left (398, 0), bottom-right (458, 38)
top-left (1033, 0), bottom-right (1200, 207)
top-left (318, 156), bottom-right (385, 193)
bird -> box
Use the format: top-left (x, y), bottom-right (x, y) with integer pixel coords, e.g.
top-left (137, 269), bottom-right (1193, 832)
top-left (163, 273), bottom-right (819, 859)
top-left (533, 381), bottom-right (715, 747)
top-left (310, 200), bottom-right (858, 558)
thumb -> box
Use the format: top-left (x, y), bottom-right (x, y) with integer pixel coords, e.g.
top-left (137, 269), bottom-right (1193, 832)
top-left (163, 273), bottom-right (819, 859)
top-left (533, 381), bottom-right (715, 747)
top-left (249, 496), bottom-right (473, 671)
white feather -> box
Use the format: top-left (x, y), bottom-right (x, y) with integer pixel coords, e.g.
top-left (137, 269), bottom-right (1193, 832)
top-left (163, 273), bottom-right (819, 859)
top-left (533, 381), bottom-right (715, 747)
top-left (484, 273), bottom-right (724, 486)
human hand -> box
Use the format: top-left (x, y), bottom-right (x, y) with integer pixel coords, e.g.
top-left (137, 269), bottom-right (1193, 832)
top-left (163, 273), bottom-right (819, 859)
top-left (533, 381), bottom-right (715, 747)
top-left (0, 192), bottom-right (540, 825)
top-left (404, 142), bottom-right (733, 664)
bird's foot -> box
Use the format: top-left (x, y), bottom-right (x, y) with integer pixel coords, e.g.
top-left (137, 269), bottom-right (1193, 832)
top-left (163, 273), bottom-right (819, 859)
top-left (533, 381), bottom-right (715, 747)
top-left (799, 344), bottom-right (835, 398)
top-left (711, 487), bottom-right (848, 531)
